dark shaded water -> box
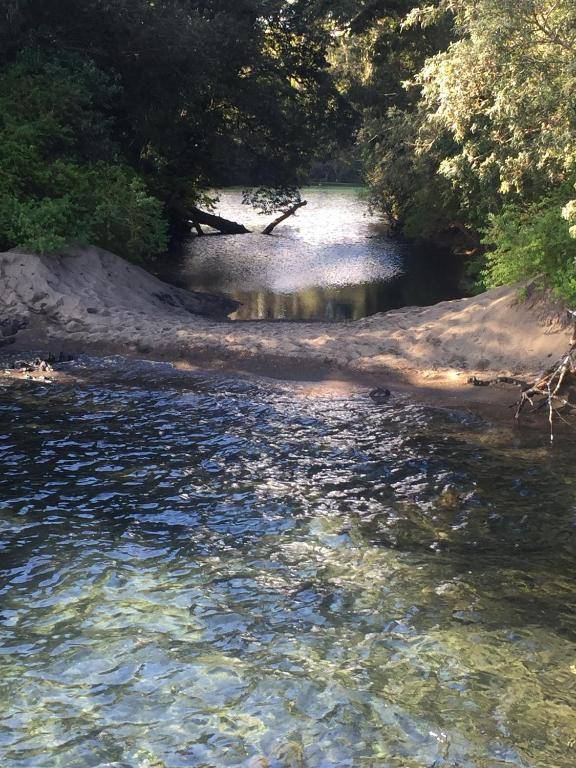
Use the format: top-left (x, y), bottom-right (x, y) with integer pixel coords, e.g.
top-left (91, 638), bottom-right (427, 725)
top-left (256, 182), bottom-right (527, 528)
top-left (158, 187), bottom-right (460, 320)
top-left (1, 358), bottom-right (576, 767)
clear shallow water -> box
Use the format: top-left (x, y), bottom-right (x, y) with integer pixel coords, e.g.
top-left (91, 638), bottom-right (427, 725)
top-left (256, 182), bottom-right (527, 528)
top-left (2, 359), bottom-right (576, 767)
top-left (158, 187), bottom-right (461, 320)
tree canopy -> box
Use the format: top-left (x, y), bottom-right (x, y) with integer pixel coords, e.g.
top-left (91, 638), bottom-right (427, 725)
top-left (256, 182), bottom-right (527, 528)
top-left (330, 0), bottom-right (576, 298)
top-left (0, 0), bottom-right (351, 256)
top-left (2, 0), bottom-right (576, 301)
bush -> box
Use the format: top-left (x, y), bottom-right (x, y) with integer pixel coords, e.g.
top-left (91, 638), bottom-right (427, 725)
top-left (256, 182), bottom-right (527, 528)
top-left (481, 193), bottom-right (576, 303)
top-left (0, 162), bottom-right (168, 260)
top-left (0, 50), bottom-right (168, 259)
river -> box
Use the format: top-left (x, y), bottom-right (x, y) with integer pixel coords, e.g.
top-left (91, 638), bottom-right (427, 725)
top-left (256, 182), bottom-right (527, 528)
top-left (158, 186), bottom-right (461, 321)
top-left (1, 358), bottom-right (576, 768)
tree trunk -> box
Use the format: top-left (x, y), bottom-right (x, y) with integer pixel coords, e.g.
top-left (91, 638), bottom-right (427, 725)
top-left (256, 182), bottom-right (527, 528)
top-left (186, 200), bottom-right (307, 237)
top-left (188, 205), bottom-right (250, 235)
top-left (262, 201), bottom-right (307, 235)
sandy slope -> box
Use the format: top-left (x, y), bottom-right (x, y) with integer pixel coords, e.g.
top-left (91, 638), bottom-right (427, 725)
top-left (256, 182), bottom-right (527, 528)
top-left (0, 247), bottom-right (571, 395)
top-left (0, 246), bottom-right (237, 342)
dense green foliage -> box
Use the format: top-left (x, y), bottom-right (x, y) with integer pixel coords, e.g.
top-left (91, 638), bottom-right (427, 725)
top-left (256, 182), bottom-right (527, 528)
top-left (327, 0), bottom-right (576, 299)
top-left (483, 195), bottom-right (576, 299)
top-left (0, 0), bottom-right (350, 257)
top-left (3, 0), bottom-right (575, 297)
top-left (0, 51), bottom-right (167, 258)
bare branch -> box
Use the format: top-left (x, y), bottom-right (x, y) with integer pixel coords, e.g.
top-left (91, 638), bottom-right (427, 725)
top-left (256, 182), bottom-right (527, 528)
top-left (262, 201), bottom-right (307, 235)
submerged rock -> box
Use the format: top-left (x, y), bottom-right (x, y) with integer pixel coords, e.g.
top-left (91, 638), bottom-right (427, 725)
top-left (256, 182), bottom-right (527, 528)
top-left (369, 386), bottom-right (391, 403)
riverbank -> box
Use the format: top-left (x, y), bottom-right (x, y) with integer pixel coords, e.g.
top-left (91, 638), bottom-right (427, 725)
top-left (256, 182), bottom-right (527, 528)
top-left (1, 247), bottom-right (571, 410)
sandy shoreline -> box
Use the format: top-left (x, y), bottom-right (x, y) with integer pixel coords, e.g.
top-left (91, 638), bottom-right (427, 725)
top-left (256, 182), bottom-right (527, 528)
top-left (1, 247), bottom-right (572, 413)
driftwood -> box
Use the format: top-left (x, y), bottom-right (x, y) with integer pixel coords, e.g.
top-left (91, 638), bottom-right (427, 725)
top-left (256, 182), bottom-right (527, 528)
top-left (468, 375), bottom-right (529, 388)
top-left (262, 201), bottom-right (307, 235)
top-left (470, 311), bottom-right (576, 441)
top-left (188, 206), bottom-right (250, 235)
top-left (187, 200), bottom-right (307, 236)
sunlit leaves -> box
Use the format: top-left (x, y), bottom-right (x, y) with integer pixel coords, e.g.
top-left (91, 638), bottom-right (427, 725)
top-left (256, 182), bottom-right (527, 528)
top-left (418, 0), bottom-right (576, 197)
top-left (483, 192), bottom-right (576, 299)
top-left (562, 197), bottom-right (576, 239)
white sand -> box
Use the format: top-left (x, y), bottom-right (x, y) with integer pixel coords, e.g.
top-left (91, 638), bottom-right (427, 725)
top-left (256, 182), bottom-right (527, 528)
top-left (1, 247), bottom-right (571, 394)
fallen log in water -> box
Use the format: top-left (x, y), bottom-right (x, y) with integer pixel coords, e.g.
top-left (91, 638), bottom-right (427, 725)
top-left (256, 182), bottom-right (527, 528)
top-left (187, 200), bottom-right (307, 236)
top-left (188, 206), bottom-right (250, 235)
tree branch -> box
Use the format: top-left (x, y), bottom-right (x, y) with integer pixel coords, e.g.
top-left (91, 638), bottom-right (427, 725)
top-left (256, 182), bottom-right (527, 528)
top-left (188, 206), bottom-right (250, 235)
top-left (262, 201), bottom-right (307, 235)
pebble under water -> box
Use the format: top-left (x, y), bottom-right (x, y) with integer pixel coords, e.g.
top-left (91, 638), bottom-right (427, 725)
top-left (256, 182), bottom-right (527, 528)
top-left (1, 358), bottom-right (576, 768)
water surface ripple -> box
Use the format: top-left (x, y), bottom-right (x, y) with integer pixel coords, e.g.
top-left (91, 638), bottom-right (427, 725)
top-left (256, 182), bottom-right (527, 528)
top-left (1, 360), bottom-right (576, 767)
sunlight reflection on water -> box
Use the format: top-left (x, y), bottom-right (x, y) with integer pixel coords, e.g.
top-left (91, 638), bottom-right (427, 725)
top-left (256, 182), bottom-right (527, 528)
top-left (159, 187), bottom-right (460, 320)
top-left (1, 359), bottom-right (576, 767)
